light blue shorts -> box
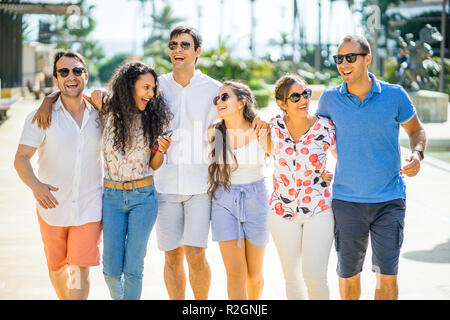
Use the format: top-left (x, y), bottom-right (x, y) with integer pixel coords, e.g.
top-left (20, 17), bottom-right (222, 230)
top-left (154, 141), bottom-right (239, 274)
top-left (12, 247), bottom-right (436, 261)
top-left (156, 193), bottom-right (211, 252)
top-left (211, 178), bottom-right (270, 247)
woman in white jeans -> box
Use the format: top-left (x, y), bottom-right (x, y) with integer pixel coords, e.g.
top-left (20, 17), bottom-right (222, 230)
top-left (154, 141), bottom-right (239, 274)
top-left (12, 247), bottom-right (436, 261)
top-left (263, 74), bottom-right (336, 299)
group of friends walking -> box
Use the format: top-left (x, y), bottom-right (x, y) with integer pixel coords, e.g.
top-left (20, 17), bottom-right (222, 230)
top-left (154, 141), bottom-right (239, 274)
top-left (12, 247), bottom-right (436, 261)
top-left (13, 25), bottom-right (427, 300)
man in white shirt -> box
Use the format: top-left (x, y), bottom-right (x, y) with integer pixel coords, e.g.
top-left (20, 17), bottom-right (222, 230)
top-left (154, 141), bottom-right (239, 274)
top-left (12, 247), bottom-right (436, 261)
top-left (154, 26), bottom-right (221, 300)
top-left (14, 51), bottom-right (102, 300)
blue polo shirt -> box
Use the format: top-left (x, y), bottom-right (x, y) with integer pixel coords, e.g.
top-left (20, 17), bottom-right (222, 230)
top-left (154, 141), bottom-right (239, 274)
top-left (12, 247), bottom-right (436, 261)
top-left (316, 73), bottom-right (416, 203)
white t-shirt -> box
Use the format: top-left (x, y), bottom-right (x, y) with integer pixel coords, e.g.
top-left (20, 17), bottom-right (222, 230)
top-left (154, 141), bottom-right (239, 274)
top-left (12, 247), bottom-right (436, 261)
top-left (230, 138), bottom-right (266, 185)
top-left (154, 70), bottom-right (221, 195)
top-left (19, 97), bottom-right (103, 227)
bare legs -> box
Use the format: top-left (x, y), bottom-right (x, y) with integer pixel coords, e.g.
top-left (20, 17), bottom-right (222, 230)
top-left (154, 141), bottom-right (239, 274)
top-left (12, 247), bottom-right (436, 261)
top-left (164, 245), bottom-right (211, 300)
top-left (49, 265), bottom-right (90, 300)
top-left (219, 239), bottom-right (266, 300)
top-left (339, 273), bottom-right (398, 300)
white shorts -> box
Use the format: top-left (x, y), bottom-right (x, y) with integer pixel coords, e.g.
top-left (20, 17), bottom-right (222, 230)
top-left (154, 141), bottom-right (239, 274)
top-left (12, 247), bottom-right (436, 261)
top-left (156, 193), bottom-right (211, 252)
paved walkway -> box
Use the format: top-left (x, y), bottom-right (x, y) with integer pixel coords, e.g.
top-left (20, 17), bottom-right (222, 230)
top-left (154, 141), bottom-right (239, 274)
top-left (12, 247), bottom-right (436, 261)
top-left (0, 98), bottom-right (449, 300)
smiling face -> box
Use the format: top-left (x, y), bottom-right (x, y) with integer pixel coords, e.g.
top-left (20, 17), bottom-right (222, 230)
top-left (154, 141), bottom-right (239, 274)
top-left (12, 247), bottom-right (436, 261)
top-left (53, 56), bottom-right (88, 98)
top-left (277, 81), bottom-right (310, 117)
top-left (336, 40), bottom-right (371, 85)
top-left (169, 33), bottom-right (201, 70)
top-left (133, 73), bottom-right (156, 111)
top-left (215, 86), bottom-right (245, 120)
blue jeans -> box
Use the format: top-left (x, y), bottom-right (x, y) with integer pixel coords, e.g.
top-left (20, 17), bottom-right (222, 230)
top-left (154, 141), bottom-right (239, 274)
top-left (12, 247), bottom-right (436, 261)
top-left (102, 183), bottom-right (158, 300)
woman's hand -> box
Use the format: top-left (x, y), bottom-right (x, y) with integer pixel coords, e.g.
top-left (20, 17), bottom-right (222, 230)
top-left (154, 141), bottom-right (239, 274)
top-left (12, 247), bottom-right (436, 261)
top-left (157, 136), bottom-right (172, 153)
top-left (32, 91), bottom-right (60, 129)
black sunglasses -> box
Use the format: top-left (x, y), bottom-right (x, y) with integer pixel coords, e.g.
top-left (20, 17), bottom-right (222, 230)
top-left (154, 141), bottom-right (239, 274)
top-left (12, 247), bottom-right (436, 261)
top-left (168, 41), bottom-right (191, 50)
top-left (286, 88), bottom-right (312, 103)
top-left (333, 53), bottom-right (368, 64)
top-left (56, 67), bottom-right (86, 77)
top-left (213, 93), bottom-right (230, 105)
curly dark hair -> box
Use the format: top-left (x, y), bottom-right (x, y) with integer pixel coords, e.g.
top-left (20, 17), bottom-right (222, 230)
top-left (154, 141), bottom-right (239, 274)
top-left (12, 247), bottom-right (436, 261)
top-left (207, 80), bottom-right (257, 199)
top-left (100, 61), bottom-right (173, 156)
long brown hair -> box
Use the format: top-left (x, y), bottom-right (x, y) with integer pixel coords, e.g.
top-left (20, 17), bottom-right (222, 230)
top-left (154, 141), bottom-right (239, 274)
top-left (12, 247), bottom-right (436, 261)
top-left (207, 80), bottom-right (257, 199)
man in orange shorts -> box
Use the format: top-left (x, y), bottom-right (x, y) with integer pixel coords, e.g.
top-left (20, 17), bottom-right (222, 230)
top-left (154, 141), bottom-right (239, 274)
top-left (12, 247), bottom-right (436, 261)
top-left (14, 51), bottom-right (102, 300)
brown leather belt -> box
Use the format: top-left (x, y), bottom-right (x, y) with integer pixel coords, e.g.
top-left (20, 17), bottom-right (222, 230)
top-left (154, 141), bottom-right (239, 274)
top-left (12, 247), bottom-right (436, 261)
top-left (104, 176), bottom-right (154, 191)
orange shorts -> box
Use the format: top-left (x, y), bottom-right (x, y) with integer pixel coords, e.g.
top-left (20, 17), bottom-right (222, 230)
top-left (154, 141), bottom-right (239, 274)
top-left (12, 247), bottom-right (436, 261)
top-left (37, 211), bottom-right (102, 271)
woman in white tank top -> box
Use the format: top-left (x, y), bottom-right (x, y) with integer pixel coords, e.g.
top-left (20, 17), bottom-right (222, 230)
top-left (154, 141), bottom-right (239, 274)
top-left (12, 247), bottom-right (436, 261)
top-left (207, 80), bottom-right (270, 300)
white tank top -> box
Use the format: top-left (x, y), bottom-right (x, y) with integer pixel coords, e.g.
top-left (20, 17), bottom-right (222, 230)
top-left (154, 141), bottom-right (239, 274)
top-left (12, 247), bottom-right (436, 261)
top-left (230, 138), bottom-right (266, 185)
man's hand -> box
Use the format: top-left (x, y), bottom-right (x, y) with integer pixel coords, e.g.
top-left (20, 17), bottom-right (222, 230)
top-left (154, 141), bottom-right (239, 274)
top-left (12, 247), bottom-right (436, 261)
top-left (400, 153), bottom-right (421, 177)
top-left (321, 170), bottom-right (334, 185)
top-left (84, 89), bottom-right (108, 112)
top-left (252, 116), bottom-right (269, 138)
top-left (32, 91), bottom-right (60, 130)
top-left (401, 114), bottom-right (426, 178)
top-left (32, 182), bottom-right (59, 209)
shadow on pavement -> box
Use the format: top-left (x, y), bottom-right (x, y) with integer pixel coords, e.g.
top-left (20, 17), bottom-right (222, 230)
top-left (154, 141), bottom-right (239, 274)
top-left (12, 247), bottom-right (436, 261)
top-left (402, 238), bottom-right (450, 263)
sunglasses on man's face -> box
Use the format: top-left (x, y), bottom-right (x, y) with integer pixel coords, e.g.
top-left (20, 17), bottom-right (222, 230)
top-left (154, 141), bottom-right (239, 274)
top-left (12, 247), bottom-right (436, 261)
top-left (286, 88), bottom-right (312, 103)
top-left (213, 93), bottom-right (230, 105)
top-left (56, 67), bottom-right (86, 77)
top-left (333, 53), bottom-right (368, 64)
top-left (168, 41), bottom-right (191, 50)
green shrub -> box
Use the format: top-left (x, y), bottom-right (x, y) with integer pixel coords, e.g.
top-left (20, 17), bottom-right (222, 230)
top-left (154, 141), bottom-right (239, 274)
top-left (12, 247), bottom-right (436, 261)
top-left (253, 88), bottom-right (273, 108)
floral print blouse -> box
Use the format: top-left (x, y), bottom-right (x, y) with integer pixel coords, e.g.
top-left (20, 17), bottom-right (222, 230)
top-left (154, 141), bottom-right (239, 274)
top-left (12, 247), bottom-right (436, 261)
top-left (269, 115), bottom-right (336, 222)
top-left (102, 114), bottom-right (154, 182)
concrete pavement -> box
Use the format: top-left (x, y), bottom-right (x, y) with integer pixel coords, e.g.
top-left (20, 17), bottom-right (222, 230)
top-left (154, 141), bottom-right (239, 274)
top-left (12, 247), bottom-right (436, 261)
top-left (0, 97), bottom-right (449, 300)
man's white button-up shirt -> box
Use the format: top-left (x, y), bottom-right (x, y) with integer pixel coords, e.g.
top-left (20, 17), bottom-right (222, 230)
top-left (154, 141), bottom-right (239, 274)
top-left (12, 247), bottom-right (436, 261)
top-left (154, 70), bottom-right (221, 195)
top-left (19, 97), bottom-right (103, 227)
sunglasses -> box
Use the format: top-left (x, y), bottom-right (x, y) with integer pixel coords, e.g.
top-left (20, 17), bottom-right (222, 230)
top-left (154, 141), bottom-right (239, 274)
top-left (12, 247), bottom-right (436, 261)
top-left (286, 88), bottom-right (312, 103)
top-left (213, 93), bottom-right (230, 105)
top-left (56, 67), bottom-right (86, 77)
top-left (333, 53), bottom-right (368, 64)
top-left (168, 41), bottom-right (191, 50)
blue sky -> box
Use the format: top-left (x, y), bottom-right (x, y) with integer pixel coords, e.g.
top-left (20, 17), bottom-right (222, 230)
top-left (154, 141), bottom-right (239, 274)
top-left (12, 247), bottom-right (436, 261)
top-left (25, 0), bottom-right (363, 58)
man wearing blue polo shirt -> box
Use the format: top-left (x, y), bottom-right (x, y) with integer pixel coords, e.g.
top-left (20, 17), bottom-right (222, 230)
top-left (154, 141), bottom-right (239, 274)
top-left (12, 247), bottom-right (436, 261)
top-left (316, 35), bottom-right (427, 300)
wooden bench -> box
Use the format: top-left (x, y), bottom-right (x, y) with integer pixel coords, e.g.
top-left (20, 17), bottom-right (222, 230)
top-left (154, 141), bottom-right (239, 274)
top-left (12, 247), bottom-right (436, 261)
top-left (0, 98), bottom-right (20, 121)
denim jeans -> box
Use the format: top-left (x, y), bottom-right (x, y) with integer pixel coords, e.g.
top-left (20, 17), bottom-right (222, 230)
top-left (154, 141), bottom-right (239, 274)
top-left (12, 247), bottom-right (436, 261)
top-left (102, 183), bottom-right (158, 300)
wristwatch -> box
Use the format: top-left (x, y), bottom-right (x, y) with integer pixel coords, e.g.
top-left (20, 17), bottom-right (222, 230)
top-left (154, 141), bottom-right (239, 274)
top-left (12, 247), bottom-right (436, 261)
top-left (414, 149), bottom-right (424, 161)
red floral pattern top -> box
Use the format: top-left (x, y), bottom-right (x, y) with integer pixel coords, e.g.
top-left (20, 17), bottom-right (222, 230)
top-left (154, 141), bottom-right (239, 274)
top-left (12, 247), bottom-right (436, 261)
top-left (269, 115), bottom-right (336, 222)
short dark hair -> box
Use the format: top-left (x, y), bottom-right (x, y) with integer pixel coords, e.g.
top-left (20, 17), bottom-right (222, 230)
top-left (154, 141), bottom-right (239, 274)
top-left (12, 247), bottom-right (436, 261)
top-left (53, 50), bottom-right (87, 77)
top-left (170, 25), bottom-right (202, 50)
top-left (341, 35), bottom-right (371, 54)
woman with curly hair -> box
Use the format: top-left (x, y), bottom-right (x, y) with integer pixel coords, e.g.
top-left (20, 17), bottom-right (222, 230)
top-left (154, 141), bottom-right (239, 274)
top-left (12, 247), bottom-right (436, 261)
top-left (33, 61), bottom-right (173, 300)
top-left (207, 80), bottom-right (270, 300)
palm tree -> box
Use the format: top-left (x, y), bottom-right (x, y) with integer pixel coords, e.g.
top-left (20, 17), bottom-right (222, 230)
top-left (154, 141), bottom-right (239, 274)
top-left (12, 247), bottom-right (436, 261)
top-left (145, 4), bottom-right (183, 44)
top-left (249, 0), bottom-right (256, 56)
top-left (292, 0), bottom-right (299, 63)
top-left (439, 0), bottom-right (448, 92)
top-left (315, 0), bottom-right (322, 71)
top-left (128, 0), bottom-right (148, 54)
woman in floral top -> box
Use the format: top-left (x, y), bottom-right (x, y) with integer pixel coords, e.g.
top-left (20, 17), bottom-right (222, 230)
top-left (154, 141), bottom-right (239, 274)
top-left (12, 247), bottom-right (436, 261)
top-left (265, 74), bottom-right (336, 300)
top-left (96, 62), bottom-right (173, 300)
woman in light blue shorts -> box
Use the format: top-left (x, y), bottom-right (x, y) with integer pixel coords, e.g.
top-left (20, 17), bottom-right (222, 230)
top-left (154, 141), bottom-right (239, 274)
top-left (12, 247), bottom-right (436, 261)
top-left (207, 80), bottom-right (270, 300)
